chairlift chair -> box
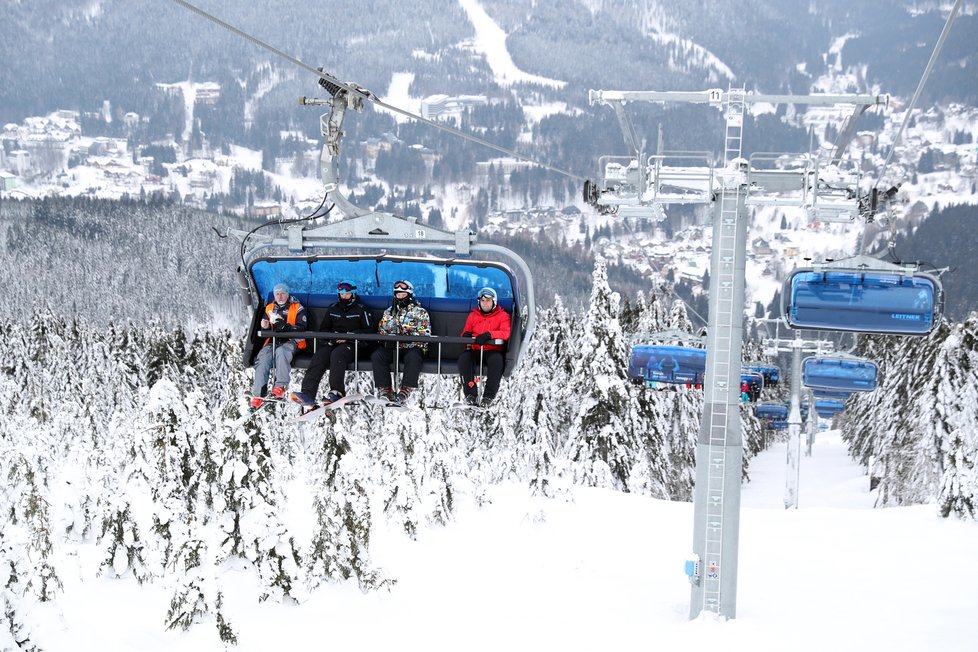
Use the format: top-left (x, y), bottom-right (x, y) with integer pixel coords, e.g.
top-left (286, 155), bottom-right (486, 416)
top-left (754, 403), bottom-right (788, 420)
top-left (814, 398), bottom-right (846, 419)
top-left (802, 354), bottom-right (878, 392)
top-left (628, 343), bottom-right (707, 387)
top-left (739, 371), bottom-right (764, 402)
top-left (744, 363), bottom-right (780, 386)
top-left (782, 255), bottom-right (944, 335)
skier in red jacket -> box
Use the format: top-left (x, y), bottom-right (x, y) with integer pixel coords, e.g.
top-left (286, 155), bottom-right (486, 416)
top-left (458, 287), bottom-right (511, 407)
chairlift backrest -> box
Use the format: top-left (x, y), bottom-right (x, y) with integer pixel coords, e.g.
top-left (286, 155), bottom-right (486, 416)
top-left (628, 344), bottom-right (706, 385)
top-left (744, 363), bottom-right (780, 385)
top-left (802, 355), bottom-right (878, 392)
top-left (782, 259), bottom-right (943, 335)
top-left (243, 255), bottom-right (528, 377)
top-left (814, 398), bottom-right (846, 418)
top-left (754, 403), bottom-right (788, 420)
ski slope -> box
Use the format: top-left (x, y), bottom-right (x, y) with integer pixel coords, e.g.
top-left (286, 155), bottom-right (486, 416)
top-left (27, 430), bottom-right (977, 651)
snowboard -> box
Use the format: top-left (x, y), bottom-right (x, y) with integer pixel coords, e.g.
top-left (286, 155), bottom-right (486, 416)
top-left (293, 394), bottom-right (364, 422)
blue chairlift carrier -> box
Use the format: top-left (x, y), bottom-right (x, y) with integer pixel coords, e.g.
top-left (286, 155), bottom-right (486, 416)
top-left (744, 363), bottom-right (780, 386)
top-left (814, 398), bottom-right (846, 418)
top-left (243, 254), bottom-right (531, 377)
top-left (740, 371), bottom-right (764, 390)
top-left (782, 256), bottom-right (943, 335)
top-left (802, 354), bottom-right (878, 392)
top-left (628, 344), bottom-right (706, 385)
top-left (754, 403), bottom-right (788, 420)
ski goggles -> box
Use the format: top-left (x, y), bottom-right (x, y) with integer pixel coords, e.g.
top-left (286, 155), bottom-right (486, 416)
top-left (393, 281), bottom-right (412, 292)
top-left (336, 282), bottom-right (356, 292)
top-left (478, 289), bottom-right (497, 300)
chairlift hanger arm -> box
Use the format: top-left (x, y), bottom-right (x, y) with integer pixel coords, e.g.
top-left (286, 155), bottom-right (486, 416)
top-left (607, 101), bottom-right (641, 158)
top-left (830, 104), bottom-right (873, 165)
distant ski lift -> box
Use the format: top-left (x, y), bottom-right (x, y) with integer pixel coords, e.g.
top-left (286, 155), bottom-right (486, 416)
top-left (802, 398), bottom-right (845, 420)
top-left (814, 398), bottom-right (846, 419)
top-left (754, 402), bottom-right (788, 426)
top-left (743, 363), bottom-right (780, 386)
top-left (802, 354), bottom-right (878, 392)
top-left (628, 344), bottom-right (706, 386)
top-left (584, 151), bottom-right (714, 217)
top-left (782, 255), bottom-right (944, 335)
top-left (231, 78), bottom-right (536, 377)
top-left (740, 371), bottom-right (764, 402)
top-left (628, 330), bottom-right (706, 387)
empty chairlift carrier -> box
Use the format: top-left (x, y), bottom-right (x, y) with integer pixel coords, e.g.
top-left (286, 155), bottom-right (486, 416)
top-left (802, 353), bottom-right (879, 393)
top-left (813, 398), bottom-right (846, 419)
top-left (782, 255), bottom-right (944, 336)
top-left (628, 330), bottom-right (707, 386)
top-left (754, 402), bottom-right (788, 425)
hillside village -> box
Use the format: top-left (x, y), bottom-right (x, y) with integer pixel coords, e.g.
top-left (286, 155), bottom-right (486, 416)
top-left (2, 82), bottom-right (977, 312)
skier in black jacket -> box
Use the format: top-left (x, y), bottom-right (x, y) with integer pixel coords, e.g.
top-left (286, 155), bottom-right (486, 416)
top-left (290, 281), bottom-right (373, 407)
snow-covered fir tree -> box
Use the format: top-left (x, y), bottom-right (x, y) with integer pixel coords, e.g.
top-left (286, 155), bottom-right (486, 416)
top-left (843, 315), bottom-right (978, 518)
top-left (2, 253), bottom-right (976, 644)
top-left (565, 258), bottom-right (658, 491)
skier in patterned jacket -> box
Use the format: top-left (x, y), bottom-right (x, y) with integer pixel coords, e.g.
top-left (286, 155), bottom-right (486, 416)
top-left (457, 287), bottom-right (511, 407)
top-left (371, 279), bottom-right (431, 406)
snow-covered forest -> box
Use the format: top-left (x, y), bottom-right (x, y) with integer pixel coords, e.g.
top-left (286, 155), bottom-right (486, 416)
top-left (841, 317), bottom-right (978, 518)
top-left (3, 245), bottom-right (978, 646)
top-left (0, 259), bottom-right (735, 645)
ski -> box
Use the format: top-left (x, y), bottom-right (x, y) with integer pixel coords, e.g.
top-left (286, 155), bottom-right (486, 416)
top-left (449, 401), bottom-right (485, 411)
top-left (293, 394), bottom-right (364, 422)
top-left (362, 395), bottom-right (394, 407)
top-left (245, 393), bottom-right (290, 406)
top-left (364, 395), bottom-right (412, 409)
top-left (231, 399), bottom-right (272, 428)
top-left (384, 402), bottom-right (415, 410)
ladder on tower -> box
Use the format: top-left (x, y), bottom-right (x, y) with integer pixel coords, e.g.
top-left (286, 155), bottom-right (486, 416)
top-left (701, 87), bottom-right (746, 614)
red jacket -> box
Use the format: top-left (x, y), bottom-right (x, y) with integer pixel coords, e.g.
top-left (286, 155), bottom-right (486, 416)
top-left (460, 305), bottom-right (511, 352)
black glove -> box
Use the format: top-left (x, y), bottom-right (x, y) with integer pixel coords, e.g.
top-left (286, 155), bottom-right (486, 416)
top-left (462, 331), bottom-right (473, 338)
top-left (273, 318), bottom-right (290, 332)
top-left (475, 332), bottom-right (491, 345)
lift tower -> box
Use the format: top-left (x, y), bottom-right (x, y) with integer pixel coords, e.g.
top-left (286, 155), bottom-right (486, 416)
top-left (762, 331), bottom-right (834, 508)
top-left (588, 88), bottom-right (887, 619)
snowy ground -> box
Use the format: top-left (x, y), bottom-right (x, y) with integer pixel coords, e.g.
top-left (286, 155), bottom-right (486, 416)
top-left (26, 430), bottom-right (978, 651)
